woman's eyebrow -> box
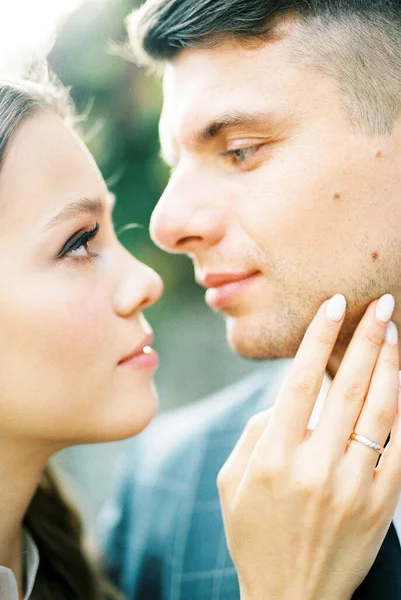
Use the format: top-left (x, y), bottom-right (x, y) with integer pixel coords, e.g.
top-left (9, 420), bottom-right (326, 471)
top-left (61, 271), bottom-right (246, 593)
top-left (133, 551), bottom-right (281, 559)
top-left (43, 195), bottom-right (113, 230)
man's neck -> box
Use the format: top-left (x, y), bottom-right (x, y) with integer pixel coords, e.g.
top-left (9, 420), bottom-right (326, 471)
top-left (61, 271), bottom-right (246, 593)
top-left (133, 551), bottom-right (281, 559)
top-left (326, 352), bottom-right (344, 379)
top-left (327, 331), bottom-right (401, 379)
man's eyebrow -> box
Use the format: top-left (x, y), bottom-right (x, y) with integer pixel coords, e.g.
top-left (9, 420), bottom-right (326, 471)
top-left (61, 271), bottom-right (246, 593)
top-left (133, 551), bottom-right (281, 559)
top-left (44, 193), bottom-right (115, 230)
top-left (159, 111), bottom-right (280, 167)
top-left (196, 111), bottom-right (273, 143)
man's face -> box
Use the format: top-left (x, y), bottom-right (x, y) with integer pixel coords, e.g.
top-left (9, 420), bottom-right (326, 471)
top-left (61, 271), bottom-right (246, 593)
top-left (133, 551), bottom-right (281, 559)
top-left (150, 34), bottom-right (401, 360)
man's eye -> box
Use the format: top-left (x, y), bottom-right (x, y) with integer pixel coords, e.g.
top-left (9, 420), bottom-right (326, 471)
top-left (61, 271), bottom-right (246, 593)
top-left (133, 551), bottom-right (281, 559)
top-left (222, 146), bottom-right (260, 165)
top-left (57, 222), bottom-right (100, 260)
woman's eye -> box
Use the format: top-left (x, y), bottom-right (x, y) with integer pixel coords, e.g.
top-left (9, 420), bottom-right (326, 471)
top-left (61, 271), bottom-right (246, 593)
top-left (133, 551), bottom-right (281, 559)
top-left (67, 244), bottom-right (91, 258)
top-left (58, 222), bottom-right (100, 261)
top-left (222, 145), bottom-right (260, 166)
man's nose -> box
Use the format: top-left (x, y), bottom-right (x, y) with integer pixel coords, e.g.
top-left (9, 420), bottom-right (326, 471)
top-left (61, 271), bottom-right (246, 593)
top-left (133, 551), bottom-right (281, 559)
top-left (150, 175), bottom-right (226, 254)
top-left (113, 248), bottom-right (164, 318)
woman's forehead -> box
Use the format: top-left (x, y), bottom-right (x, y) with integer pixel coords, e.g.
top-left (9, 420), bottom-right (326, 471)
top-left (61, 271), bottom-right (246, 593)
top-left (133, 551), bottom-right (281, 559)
top-left (0, 110), bottom-right (106, 225)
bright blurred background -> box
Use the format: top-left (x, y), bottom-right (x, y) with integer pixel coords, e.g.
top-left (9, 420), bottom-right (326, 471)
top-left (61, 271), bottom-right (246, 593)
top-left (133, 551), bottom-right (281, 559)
top-left (1, 0), bottom-right (260, 533)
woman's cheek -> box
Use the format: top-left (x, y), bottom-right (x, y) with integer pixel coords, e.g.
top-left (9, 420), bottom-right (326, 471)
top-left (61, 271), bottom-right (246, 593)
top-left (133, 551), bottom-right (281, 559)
top-left (44, 299), bottom-right (113, 368)
top-left (14, 275), bottom-right (114, 369)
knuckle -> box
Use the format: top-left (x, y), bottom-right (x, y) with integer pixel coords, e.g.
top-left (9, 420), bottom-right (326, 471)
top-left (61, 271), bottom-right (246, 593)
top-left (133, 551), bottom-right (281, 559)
top-left (368, 493), bottom-right (393, 526)
top-left (241, 414), bottom-right (268, 446)
top-left (217, 465), bottom-right (232, 490)
top-left (252, 454), bottom-right (287, 481)
top-left (334, 489), bottom-right (365, 518)
top-left (292, 456), bottom-right (333, 497)
top-left (216, 471), bottom-right (225, 491)
top-left (245, 411), bottom-right (270, 434)
top-left (363, 327), bottom-right (384, 351)
top-left (379, 351), bottom-right (399, 370)
top-left (297, 469), bottom-right (331, 496)
top-left (314, 331), bottom-right (335, 349)
top-left (332, 478), bottom-right (364, 514)
top-left (342, 378), bottom-right (366, 405)
top-left (333, 467), bottom-right (369, 515)
top-left (350, 491), bottom-right (371, 519)
top-left (371, 404), bottom-right (395, 428)
top-left (291, 370), bottom-right (321, 397)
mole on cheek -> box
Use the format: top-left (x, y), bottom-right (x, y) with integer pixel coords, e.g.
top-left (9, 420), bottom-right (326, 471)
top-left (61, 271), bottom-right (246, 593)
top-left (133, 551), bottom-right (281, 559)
top-left (371, 251), bottom-right (379, 262)
top-left (333, 193), bottom-right (341, 201)
top-left (376, 150), bottom-right (383, 159)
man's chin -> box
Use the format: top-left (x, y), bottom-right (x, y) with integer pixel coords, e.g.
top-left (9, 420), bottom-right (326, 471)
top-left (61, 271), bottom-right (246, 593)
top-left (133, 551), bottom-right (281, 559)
top-left (226, 317), bottom-right (302, 361)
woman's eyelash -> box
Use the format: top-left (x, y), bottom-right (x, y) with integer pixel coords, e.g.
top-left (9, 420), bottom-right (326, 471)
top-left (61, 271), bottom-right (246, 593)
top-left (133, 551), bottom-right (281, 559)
top-left (57, 222), bottom-right (100, 259)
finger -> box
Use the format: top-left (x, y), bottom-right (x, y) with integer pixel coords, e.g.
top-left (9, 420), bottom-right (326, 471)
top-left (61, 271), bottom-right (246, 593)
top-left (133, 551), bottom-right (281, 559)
top-left (218, 410), bottom-right (314, 510)
top-left (267, 294), bottom-right (346, 449)
top-left (374, 378), bottom-right (401, 509)
top-left (313, 294), bottom-right (395, 455)
top-left (345, 321), bottom-right (399, 477)
top-left (217, 410), bottom-right (271, 507)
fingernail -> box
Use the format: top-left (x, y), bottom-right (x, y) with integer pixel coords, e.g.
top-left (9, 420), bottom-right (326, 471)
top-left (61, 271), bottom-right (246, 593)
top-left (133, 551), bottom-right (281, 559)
top-left (376, 294), bottom-right (395, 323)
top-left (326, 294), bottom-right (347, 322)
top-left (385, 321), bottom-right (398, 345)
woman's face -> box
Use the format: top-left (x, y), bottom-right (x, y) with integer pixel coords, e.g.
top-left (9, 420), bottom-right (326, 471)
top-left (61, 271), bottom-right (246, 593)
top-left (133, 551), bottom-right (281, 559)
top-left (0, 109), bottom-right (163, 447)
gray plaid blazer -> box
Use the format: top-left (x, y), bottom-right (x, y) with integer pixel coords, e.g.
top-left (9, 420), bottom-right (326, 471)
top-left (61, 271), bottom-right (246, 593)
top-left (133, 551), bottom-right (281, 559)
top-left (100, 360), bottom-right (290, 600)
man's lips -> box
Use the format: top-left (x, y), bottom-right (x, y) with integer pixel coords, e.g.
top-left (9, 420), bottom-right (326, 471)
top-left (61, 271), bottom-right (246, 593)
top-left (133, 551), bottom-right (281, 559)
top-left (197, 271), bottom-right (259, 289)
top-left (118, 333), bottom-right (158, 369)
top-left (197, 271), bottom-right (261, 309)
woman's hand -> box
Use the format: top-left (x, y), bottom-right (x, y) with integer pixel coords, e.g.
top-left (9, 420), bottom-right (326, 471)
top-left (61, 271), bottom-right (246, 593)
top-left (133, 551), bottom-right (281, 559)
top-left (218, 294), bottom-right (401, 600)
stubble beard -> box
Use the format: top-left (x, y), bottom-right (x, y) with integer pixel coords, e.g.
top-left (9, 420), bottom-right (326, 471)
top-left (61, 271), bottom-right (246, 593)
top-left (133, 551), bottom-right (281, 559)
top-left (224, 287), bottom-right (382, 363)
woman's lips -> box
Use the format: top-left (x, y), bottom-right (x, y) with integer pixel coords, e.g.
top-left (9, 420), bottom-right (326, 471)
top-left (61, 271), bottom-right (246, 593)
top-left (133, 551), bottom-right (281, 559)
top-left (202, 271), bottom-right (261, 309)
top-left (118, 334), bottom-right (159, 370)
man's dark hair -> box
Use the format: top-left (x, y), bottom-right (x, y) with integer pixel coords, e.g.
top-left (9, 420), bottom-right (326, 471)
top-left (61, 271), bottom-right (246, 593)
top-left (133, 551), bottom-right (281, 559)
top-left (126, 0), bottom-right (401, 134)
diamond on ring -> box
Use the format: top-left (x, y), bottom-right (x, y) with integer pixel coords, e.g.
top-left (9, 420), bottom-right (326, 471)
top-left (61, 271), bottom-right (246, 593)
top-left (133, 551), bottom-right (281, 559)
top-left (349, 433), bottom-right (384, 455)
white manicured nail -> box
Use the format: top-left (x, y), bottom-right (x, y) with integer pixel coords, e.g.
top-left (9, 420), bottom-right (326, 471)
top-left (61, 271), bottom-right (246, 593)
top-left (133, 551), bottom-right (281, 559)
top-left (326, 294), bottom-right (347, 322)
top-left (385, 321), bottom-right (398, 346)
top-left (376, 294), bottom-right (395, 323)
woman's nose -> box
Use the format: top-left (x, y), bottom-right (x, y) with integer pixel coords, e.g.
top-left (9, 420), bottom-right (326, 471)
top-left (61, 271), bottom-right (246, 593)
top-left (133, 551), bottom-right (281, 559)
top-left (113, 256), bottom-right (164, 318)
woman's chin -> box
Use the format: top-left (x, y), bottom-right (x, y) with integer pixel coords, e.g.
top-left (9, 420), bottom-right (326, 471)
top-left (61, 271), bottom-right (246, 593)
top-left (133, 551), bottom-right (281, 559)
top-left (63, 386), bottom-right (160, 446)
top-left (104, 388), bottom-right (159, 442)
